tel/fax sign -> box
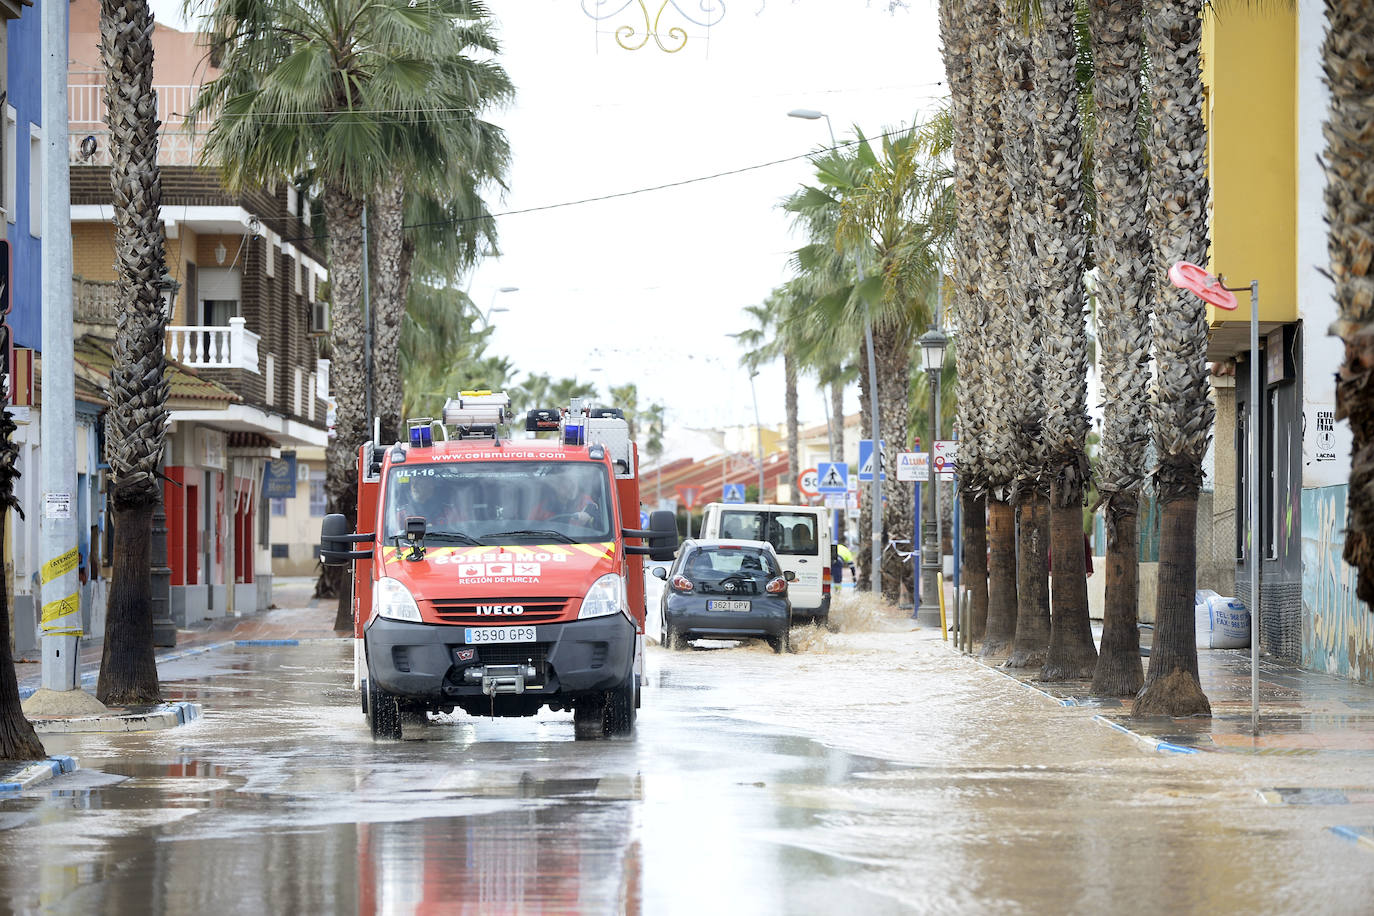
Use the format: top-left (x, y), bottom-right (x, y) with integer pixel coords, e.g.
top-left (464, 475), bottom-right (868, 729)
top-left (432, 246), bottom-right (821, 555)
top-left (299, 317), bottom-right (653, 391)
top-left (816, 461), bottom-right (848, 493)
top-left (858, 439), bottom-right (886, 481)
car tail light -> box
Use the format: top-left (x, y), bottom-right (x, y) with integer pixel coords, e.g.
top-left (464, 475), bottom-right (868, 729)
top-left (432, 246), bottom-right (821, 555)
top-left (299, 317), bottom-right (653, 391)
top-left (766, 577), bottom-right (787, 594)
top-left (671, 575), bottom-right (693, 592)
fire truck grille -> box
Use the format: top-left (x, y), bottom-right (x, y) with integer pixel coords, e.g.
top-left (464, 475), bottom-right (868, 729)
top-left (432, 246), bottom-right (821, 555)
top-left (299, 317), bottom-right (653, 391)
top-left (472, 644), bottom-right (550, 669)
top-left (429, 598), bottom-right (569, 625)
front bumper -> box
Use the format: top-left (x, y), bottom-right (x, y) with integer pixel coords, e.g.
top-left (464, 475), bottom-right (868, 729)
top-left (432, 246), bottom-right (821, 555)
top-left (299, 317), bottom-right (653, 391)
top-left (664, 594), bottom-right (791, 640)
top-left (365, 613), bottom-right (635, 701)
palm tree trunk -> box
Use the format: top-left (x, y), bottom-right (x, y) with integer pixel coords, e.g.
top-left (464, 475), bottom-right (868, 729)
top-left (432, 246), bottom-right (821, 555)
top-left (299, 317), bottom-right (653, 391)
top-left (1133, 497), bottom-right (1209, 714)
top-left (0, 404), bottom-right (43, 760)
top-left (856, 356), bottom-right (874, 591)
top-left (370, 177), bottom-right (406, 445)
top-left (829, 379), bottom-right (844, 461)
top-left (97, 0), bottom-right (169, 706)
top-left (1133, 0), bottom-right (1212, 717)
top-left (1008, 495), bottom-right (1051, 668)
top-left (99, 503), bottom-right (161, 705)
top-left (1043, 497), bottom-right (1097, 679)
top-left (1092, 501), bottom-right (1143, 695)
top-left (1088, 0), bottom-right (1149, 696)
top-left (785, 349), bottom-right (799, 499)
top-left (981, 497), bottom-right (1017, 656)
top-left (875, 323), bottom-right (913, 603)
top-left (1325, 0), bottom-right (1374, 603)
top-left (962, 492), bottom-right (988, 639)
top-left (322, 184), bottom-right (370, 631)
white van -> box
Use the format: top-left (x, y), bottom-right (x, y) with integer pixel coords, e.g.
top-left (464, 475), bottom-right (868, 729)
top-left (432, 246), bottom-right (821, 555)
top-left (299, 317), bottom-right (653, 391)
top-left (698, 502), bottom-right (833, 623)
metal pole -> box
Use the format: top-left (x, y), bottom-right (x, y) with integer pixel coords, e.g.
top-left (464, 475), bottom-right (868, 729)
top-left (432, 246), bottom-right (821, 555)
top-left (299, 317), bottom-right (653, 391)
top-left (749, 371), bottom-right (765, 498)
top-left (913, 480), bottom-right (921, 611)
top-left (39, 0), bottom-right (80, 690)
top-left (1249, 280), bottom-right (1260, 735)
top-left (917, 365), bottom-right (941, 627)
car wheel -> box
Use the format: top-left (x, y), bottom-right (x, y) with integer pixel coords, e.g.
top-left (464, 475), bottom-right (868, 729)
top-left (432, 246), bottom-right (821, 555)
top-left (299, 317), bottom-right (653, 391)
top-left (368, 681), bottom-right (403, 740)
top-left (666, 623), bottom-right (687, 652)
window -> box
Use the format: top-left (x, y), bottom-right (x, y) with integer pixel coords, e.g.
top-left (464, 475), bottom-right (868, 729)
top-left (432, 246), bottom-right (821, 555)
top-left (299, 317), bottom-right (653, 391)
top-left (720, 510), bottom-right (819, 556)
top-left (4, 106), bottom-right (15, 225)
top-left (271, 497), bottom-right (286, 517)
top-left (270, 543), bottom-right (289, 559)
top-left (27, 125), bottom-right (42, 237)
top-left (309, 471), bottom-right (326, 517)
top-left (287, 186), bottom-right (298, 215)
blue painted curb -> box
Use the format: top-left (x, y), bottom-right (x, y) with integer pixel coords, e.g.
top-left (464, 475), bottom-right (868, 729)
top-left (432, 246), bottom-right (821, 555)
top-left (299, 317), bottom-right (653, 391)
top-left (235, 639), bottom-right (299, 647)
top-left (1329, 826), bottom-right (1374, 851)
top-left (1092, 714), bottom-right (1201, 755)
top-left (0, 755), bottom-right (79, 793)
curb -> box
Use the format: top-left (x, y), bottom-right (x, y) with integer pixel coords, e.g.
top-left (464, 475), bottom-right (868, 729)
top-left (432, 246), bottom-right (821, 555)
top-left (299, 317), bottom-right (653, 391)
top-left (0, 755), bottom-right (79, 793)
top-left (957, 647), bottom-right (1201, 755)
top-left (1329, 826), bottom-right (1374, 852)
top-left (30, 701), bottom-right (202, 735)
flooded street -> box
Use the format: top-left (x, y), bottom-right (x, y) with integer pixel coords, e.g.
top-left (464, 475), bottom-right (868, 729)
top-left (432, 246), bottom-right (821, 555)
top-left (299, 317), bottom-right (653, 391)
top-left (4, 597), bottom-right (1374, 914)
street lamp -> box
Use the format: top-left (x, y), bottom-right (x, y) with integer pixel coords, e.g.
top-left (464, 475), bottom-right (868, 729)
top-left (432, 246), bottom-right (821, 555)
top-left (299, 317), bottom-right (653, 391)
top-left (481, 286), bottom-right (518, 326)
top-left (789, 107), bottom-right (883, 594)
top-left (917, 325), bottom-right (948, 627)
top-left (748, 368), bottom-right (766, 498)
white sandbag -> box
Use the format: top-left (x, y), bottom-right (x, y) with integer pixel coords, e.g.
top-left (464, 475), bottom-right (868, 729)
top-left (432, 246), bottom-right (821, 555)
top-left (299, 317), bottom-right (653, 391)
top-left (1194, 590), bottom-right (1220, 648)
top-left (1206, 595), bottom-right (1251, 649)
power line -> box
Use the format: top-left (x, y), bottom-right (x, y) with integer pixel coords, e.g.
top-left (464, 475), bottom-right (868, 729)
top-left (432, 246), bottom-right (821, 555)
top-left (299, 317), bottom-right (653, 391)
top-left (276, 125), bottom-right (921, 245)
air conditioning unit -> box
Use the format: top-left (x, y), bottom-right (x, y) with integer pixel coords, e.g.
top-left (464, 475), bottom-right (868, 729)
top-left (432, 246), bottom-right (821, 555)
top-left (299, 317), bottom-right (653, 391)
top-left (310, 301), bottom-right (329, 334)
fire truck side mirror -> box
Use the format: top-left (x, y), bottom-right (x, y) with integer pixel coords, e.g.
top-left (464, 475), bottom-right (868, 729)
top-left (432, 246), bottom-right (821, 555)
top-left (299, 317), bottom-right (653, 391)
top-left (320, 513), bottom-right (374, 566)
top-left (647, 509), bottom-right (678, 562)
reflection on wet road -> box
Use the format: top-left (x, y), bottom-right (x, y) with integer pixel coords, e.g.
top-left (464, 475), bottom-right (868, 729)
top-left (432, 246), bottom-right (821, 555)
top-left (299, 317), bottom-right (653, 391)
top-left (5, 604), bottom-right (1374, 913)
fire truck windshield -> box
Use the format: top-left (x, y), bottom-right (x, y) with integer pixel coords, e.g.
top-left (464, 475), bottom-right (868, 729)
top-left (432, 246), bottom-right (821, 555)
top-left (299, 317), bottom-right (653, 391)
top-left (383, 461), bottom-right (614, 544)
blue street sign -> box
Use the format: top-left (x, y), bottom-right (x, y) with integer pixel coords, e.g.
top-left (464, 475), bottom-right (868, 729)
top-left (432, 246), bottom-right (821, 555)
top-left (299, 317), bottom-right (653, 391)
top-left (816, 461), bottom-right (848, 493)
top-left (640, 511), bottom-right (650, 528)
top-left (263, 453), bottom-right (297, 498)
top-left (722, 484), bottom-right (746, 504)
top-left (857, 440), bottom-right (887, 481)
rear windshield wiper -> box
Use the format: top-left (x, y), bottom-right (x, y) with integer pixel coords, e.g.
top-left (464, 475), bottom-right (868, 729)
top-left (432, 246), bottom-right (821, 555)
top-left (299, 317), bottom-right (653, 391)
top-left (415, 530), bottom-right (485, 546)
top-left (489, 528), bottom-right (577, 543)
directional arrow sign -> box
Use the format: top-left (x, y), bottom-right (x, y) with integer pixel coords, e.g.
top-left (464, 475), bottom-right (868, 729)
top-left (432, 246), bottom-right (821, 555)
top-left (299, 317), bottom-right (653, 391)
top-left (722, 483), bottom-right (746, 504)
top-left (816, 461), bottom-right (848, 493)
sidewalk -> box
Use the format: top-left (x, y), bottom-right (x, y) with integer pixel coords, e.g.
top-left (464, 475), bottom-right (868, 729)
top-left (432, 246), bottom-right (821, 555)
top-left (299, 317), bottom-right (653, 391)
top-left (974, 628), bottom-right (1374, 757)
top-left (13, 577), bottom-right (344, 695)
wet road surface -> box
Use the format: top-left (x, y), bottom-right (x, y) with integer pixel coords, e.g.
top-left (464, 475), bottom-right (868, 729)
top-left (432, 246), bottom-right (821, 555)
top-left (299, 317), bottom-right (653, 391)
top-left (4, 599), bottom-right (1374, 914)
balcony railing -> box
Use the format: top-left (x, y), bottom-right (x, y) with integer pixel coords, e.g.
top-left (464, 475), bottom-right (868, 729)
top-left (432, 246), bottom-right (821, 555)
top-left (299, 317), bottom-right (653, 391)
top-left (166, 318), bottom-right (261, 374)
top-left (68, 78), bottom-right (211, 167)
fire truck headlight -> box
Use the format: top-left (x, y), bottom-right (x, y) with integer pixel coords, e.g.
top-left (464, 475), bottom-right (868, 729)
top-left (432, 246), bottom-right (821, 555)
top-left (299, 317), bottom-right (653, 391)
top-left (374, 577), bottom-right (422, 623)
top-left (578, 573), bottom-right (626, 620)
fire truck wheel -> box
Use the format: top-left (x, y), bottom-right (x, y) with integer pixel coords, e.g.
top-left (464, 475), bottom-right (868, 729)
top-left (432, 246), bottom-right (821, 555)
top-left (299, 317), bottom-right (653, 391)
top-left (369, 684), bottom-right (403, 740)
top-left (360, 678), bottom-right (370, 717)
top-left (605, 674), bottom-right (636, 736)
top-left (572, 699), bottom-right (606, 740)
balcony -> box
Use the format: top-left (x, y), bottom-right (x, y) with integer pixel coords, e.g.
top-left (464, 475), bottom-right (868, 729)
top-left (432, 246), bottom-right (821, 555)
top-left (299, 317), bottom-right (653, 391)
top-left (69, 78), bottom-right (209, 167)
top-left (73, 275), bottom-right (260, 374)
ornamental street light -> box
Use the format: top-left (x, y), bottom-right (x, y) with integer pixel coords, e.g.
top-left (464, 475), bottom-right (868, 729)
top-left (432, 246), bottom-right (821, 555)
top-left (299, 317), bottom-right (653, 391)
top-left (481, 286), bottom-right (518, 326)
top-left (916, 324), bottom-right (948, 627)
top-left (788, 107), bottom-right (883, 594)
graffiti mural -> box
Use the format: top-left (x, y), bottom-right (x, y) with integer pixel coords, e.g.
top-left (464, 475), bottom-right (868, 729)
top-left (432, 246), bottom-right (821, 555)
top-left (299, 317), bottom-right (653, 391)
top-left (1301, 484), bottom-right (1374, 685)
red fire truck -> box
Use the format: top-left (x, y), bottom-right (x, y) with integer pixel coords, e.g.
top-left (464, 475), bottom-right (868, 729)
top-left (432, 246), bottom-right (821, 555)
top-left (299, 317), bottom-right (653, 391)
top-left (320, 393), bottom-right (677, 740)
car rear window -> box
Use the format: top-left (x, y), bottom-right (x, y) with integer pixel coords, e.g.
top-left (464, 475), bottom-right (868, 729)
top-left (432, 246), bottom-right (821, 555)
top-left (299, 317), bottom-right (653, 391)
top-left (718, 511), bottom-right (819, 556)
top-left (682, 547), bottom-right (779, 594)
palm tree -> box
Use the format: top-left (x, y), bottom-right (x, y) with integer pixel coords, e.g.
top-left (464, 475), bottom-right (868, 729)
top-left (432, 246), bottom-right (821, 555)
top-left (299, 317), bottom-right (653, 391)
top-left (735, 293), bottom-right (801, 500)
top-left (194, 0), bottom-right (489, 624)
top-left (96, 0), bottom-right (171, 706)
top-left (399, 282), bottom-right (514, 420)
top-left (1325, 0), bottom-right (1374, 606)
top-left (368, 2), bottom-right (513, 443)
top-left (998, 0), bottom-right (1052, 669)
top-left (1089, 0), bottom-right (1150, 696)
top-left (0, 399), bottom-right (43, 760)
top-left (939, 0), bottom-right (990, 641)
top-left (1133, 0), bottom-right (1213, 716)
top-left (1032, 0), bottom-right (1097, 681)
top-left (963, 0), bottom-right (1018, 657)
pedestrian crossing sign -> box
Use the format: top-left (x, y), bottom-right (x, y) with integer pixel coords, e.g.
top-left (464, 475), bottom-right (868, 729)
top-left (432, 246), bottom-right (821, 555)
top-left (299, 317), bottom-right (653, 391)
top-left (722, 484), bottom-right (746, 504)
top-left (816, 461), bottom-right (848, 493)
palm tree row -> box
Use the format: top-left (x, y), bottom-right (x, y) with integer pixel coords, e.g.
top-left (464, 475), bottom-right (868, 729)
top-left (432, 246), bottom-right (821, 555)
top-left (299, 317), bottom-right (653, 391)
top-left (935, 0), bottom-right (1214, 712)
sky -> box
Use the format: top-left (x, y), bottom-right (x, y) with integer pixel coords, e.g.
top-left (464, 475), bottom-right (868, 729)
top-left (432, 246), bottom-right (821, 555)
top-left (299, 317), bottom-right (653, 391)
top-left (151, 0), bottom-right (949, 434)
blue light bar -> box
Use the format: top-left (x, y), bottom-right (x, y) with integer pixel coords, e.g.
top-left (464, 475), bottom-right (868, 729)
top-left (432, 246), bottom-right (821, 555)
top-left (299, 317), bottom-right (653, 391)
top-left (409, 425), bottom-right (433, 448)
top-left (564, 424), bottom-right (585, 446)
